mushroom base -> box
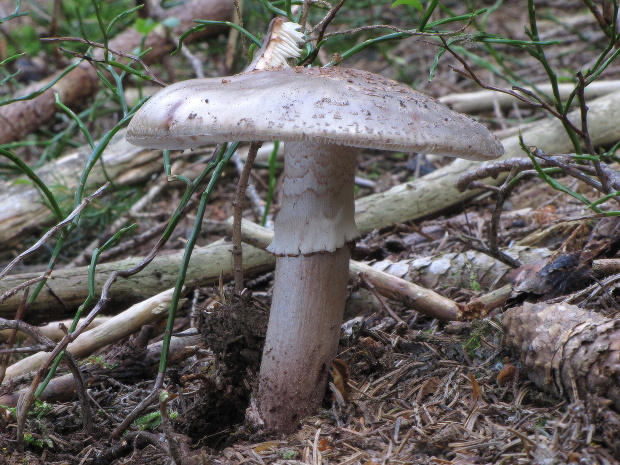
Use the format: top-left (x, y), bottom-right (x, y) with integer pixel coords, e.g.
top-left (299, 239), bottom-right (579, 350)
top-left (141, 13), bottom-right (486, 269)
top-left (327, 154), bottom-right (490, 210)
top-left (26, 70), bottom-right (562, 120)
top-left (255, 247), bottom-right (350, 435)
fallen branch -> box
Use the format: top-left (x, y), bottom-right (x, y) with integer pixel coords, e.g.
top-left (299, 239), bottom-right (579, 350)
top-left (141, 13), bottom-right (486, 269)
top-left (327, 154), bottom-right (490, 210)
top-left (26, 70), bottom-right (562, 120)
top-left (0, 240), bottom-right (273, 323)
top-left (0, 317), bottom-right (111, 343)
top-left (439, 80), bottom-right (620, 113)
top-left (3, 287), bottom-right (185, 382)
top-left (0, 328), bottom-right (203, 407)
top-left (0, 184), bottom-right (109, 279)
top-left (0, 130), bottom-right (162, 247)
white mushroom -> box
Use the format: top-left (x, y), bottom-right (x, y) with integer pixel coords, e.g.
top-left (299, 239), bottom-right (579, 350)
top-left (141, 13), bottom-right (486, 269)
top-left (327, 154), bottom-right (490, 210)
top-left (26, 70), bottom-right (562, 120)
top-left (126, 66), bottom-right (504, 435)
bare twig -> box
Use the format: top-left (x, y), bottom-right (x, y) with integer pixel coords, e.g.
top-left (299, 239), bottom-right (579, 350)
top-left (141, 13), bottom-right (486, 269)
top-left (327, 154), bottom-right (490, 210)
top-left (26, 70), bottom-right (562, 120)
top-left (313, 0), bottom-right (348, 46)
top-left (0, 288), bottom-right (30, 384)
top-left (232, 141), bottom-right (263, 294)
top-left (439, 36), bottom-right (586, 139)
top-left (159, 391), bottom-right (183, 464)
top-left (41, 36), bottom-right (166, 86)
top-left (231, 152), bottom-right (264, 220)
top-left (315, 19), bottom-right (473, 41)
top-left (63, 351), bottom-right (93, 437)
top-left (0, 275), bottom-right (47, 305)
top-left (359, 273), bottom-right (405, 324)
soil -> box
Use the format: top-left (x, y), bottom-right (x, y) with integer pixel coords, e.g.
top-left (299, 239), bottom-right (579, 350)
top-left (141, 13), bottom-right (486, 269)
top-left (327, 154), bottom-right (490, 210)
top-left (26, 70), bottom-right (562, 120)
top-left (1, 1), bottom-right (620, 464)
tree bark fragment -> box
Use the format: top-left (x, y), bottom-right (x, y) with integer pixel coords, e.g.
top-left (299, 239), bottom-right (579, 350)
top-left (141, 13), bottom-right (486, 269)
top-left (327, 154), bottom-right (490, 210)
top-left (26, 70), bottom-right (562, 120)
top-left (0, 240), bottom-right (274, 323)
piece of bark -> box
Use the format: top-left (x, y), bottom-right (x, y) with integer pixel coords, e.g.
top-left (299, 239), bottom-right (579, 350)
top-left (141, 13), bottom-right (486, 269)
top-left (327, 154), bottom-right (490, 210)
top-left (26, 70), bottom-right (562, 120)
top-left (0, 239), bottom-right (274, 323)
top-left (0, 329), bottom-right (203, 407)
top-left (0, 129), bottom-right (162, 247)
top-left (354, 89), bottom-right (620, 233)
top-left (232, 219), bottom-right (463, 321)
top-left (439, 80), bottom-right (620, 113)
top-left (371, 246), bottom-right (552, 290)
top-left (503, 302), bottom-right (620, 411)
top-left (2, 287), bottom-right (185, 381)
top-left (512, 253), bottom-right (592, 299)
top-left (0, 0), bottom-right (234, 144)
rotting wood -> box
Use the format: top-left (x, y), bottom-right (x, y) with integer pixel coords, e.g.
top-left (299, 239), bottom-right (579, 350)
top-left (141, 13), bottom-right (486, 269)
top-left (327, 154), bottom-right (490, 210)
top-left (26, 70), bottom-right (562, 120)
top-left (0, 240), bottom-right (273, 323)
top-left (503, 302), bottom-right (620, 411)
top-left (2, 288), bottom-right (185, 381)
top-left (370, 246), bottom-right (552, 291)
top-left (0, 0), bottom-right (234, 144)
top-left (355, 89), bottom-right (620, 232)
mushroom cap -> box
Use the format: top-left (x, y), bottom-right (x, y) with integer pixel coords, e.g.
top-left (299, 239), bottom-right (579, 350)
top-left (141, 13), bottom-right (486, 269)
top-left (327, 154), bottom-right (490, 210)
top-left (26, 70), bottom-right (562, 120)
top-left (127, 67), bottom-right (504, 161)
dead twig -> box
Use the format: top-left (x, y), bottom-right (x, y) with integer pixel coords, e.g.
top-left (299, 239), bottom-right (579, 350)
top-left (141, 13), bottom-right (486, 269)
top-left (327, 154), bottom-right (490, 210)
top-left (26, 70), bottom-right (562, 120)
top-left (41, 36), bottom-right (166, 86)
top-left (359, 273), bottom-right (405, 324)
top-left (232, 141), bottom-right (263, 294)
top-left (439, 36), bottom-right (586, 140)
top-left (0, 288), bottom-right (30, 384)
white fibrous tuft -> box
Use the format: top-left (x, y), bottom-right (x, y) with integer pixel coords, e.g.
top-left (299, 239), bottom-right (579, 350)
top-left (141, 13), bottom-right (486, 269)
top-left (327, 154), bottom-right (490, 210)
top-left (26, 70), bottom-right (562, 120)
top-left (253, 20), bottom-right (304, 70)
top-left (279, 21), bottom-right (305, 53)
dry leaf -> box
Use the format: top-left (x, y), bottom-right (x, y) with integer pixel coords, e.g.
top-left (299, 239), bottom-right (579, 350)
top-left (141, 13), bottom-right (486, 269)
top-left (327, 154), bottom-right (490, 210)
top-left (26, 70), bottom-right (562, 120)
top-left (252, 441), bottom-right (279, 453)
top-left (496, 363), bottom-right (517, 385)
top-left (317, 437), bottom-right (333, 452)
top-left (331, 358), bottom-right (350, 402)
top-left (360, 336), bottom-right (381, 348)
top-left (468, 372), bottom-right (481, 404)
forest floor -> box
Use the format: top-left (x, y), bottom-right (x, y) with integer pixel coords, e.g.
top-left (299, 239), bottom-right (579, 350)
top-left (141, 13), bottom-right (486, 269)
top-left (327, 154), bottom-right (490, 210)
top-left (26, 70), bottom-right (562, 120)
top-left (1, 1), bottom-right (620, 464)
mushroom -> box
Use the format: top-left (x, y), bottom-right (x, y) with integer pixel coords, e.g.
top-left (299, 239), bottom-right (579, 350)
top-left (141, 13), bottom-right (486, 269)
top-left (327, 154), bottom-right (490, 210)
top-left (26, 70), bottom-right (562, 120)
top-left (126, 66), bottom-right (504, 435)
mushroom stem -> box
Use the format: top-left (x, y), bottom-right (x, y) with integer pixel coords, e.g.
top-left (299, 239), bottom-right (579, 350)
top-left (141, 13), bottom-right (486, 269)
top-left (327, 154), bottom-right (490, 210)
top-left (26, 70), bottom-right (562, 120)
top-left (257, 248), bottom-right (350, 433)
top-left (257, 141), bottom-right (358, 434)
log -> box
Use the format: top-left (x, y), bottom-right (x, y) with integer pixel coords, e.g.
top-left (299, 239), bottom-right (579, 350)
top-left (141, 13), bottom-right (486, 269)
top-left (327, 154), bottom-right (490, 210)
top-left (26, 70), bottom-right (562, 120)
top-left (0, 240), bottom-right (274, 323)
top-left (371, 246), bottom-right (552, 290)
top-left (354, 89), bottom-right (620, 232)
top-left (0, 130), bottom-right (161, 247)
top-left (0, 0), bottom-right (234, 144)
top-left (2, 287), bottom-right (184, 381)
top-left (503, 302), bottom-right (620, 411)
top-left (439, 80), bottom-right (620, 113)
